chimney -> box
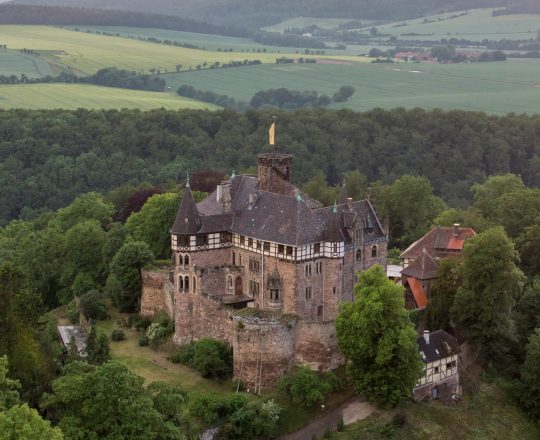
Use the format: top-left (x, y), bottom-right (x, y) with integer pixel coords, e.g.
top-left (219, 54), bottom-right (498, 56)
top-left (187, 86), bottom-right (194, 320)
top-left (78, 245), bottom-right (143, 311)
top-left (217, 181), bottom-right (231, 213)
top-left (453, 223), bottom-right (460, 237)
top-left (258, 153), bottom-right (292, 194)
top-left (423, 330), bottom-right (430, 344)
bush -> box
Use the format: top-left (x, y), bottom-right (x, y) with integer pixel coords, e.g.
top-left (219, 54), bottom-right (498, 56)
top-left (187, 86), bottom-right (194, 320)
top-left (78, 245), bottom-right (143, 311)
top-left (79, 290), bottom-right (108, 321)
top-left (190, 393), bottom-right (247, 425)
top-left (111, 329), bottom-right (126, 341)
top-left (170, 339), bottom-right (232, 380)
top-left (337, 416), bottom-right (344, 432)
top-left (135, 317), bottom-right (152, 331)
top-left (324, 427), bottom-right (332, 438)
top-left (278, 367), bottom-right (342, 407)
top-left (146, 318), bottom-right (175, 348)
top-left (138, 335), bottom-right (149, 346)
top-left (66, 300), bottom-right (79, 324)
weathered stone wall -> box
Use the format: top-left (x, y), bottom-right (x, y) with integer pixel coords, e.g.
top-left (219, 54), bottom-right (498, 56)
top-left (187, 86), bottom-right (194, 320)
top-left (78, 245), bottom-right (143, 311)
top-left (233, 319), bottom-right (296, 391)
top-left (141, 269), bottom-right (174, 318)
top-left (295, 321), bottom-right (344, 370)
top-left (322, 258), bottom-right (343, 321)
top-left (363, 241), bottom-right (388, 270)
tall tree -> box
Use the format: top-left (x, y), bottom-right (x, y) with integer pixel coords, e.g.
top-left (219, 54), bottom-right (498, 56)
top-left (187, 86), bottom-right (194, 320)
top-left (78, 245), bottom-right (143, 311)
top-left (519, 328), bottom-right (540, 421)
top-left (335, 265), bottom-right (423, 407)
top-left (452, 227), bottom-right (525, 365)
top-left (0, 404), bottom-right (63, 440)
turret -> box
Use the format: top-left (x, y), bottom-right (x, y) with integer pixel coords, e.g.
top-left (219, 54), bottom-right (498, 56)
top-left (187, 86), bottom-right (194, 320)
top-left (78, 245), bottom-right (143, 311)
top-left (171, 180), bottom-right (201, 235)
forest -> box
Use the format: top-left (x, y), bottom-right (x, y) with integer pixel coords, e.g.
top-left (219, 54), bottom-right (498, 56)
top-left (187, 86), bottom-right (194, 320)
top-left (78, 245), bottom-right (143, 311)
top-left (1, 107), bottom-right (540, 226)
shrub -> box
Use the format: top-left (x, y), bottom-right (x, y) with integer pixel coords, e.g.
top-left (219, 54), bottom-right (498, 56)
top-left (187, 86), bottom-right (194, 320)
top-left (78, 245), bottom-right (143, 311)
top-left (324, 427), bottom-right (332, 438)
top-left (337, 416), bottom-right (344, 432)
top-left (278, 367), bottom-right (341, 407)
top-left (138, 335), bottom-right (149, 347)
top-left (170, 339), bottom-right (232, 380)
top-left (146, 319), bottom-right (175, 348)
top-left (66, 300), bottom-right (79, 324)
top-left (135, 317), bottom-right (152, 331)
top-left (111, 329), bottom-right (126, 341)
top-left (190, 393), bottom-right (247, 425)
top-left (79, 290), bottom-right (108, 321)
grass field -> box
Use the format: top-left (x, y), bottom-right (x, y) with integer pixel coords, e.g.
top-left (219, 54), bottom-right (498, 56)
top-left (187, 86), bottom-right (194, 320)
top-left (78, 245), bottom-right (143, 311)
top-left (0, 26), bottom-right (368, 75)
top-left (263, 17), bottom-right (367, 33)
top-left (329, 381), bottom-right (540, 440)
top-left (376, 9), bottom-right (540, 42)
top-left (0, 83), bottom-right (217, 110)
top-left (0, 48), bottom-right (52, 77)
top-left (164, 59), bottom-right (540, 114)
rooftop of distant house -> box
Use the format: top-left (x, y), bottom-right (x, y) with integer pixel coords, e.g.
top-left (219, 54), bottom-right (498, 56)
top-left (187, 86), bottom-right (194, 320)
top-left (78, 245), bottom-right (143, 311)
top-left (418, 330), bottom-right (460, 363)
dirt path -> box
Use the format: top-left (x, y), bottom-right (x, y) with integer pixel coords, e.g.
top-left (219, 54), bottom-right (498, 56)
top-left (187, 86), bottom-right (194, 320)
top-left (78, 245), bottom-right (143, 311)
top-left (280, 396), bottom-right (376, 440)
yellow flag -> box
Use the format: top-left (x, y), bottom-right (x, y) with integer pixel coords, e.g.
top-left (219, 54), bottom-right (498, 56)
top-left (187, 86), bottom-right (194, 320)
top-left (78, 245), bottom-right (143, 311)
top-left (269, 122), bottom-right (276, 146)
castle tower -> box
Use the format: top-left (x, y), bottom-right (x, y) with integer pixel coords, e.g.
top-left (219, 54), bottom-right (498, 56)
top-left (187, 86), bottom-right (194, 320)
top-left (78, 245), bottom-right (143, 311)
top-left (258, 153), bottom-right (293, 195)
top-left (171, 181), bottom-right (201, 235)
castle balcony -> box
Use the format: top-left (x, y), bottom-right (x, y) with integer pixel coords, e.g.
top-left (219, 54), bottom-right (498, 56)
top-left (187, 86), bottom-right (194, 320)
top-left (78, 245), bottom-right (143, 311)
top-left (203, 291), bottom-right (254, 310)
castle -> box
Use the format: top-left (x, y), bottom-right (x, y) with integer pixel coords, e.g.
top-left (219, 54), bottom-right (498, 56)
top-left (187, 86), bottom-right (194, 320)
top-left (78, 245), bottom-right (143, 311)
top-left (141, 151), bottom-right (388, 391)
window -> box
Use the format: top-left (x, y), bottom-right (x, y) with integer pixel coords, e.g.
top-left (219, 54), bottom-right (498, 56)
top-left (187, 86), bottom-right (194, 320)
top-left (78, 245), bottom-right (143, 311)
top-left (249, 281), bottom-right (260, 297)
top-left (193, 277), bottom-right (196, 292)
top-left (256, 240), bottom-right (262, 250)
top-left (232, 252), bottom-right (236, 266)
top-left (333, 243), bottom-right (338, 253)
top-left (220, 232), bottom-right (232, 243)
top-left (240, 235), bottom-right (245, 245)
top-left (434, 366), bottom-right (440, 374)
top-left (314, 243), bottom-right (321, 253)
top-left (184, 276), bottom-right (190, 291)
top-left (270, 288), bottom-right (280, 300)
top-left (178, 254), bottom-right (183, 266)
top-left (356, 249), bottom-right (362, 262)
top-left (177, 235), bottom-right (190, 247)
top-left (315, 261), bottom-right (323, 274)
top-left (305, 263), bottom-right (312, 277)
top-left (333, 286), bottom-right (336, 294)
top-left (228, 276), bottom-right (233, 291)
top-left (305, 286), bottom-right (312, 300)
top-left (317, 305), bottom-right (323, 317)
top-left (249, 258), bottom-right (260, 273)
top-left (248, 238), bottom-right (253, 247)
top-left (286, 246), bottom-right (293, 256)
top-left (239, 254), bottom-right (242, 266)
top-left (196, 235), bottom-right (208, 246)
top-left (371, 245), bottom-right (377, 258)
top-left (184, 255), bottom-right (189, 266)
top-left (446, 361), bottom-right (456, 370)
top-left (178, 276), bottom-right (184, 292)
top-left (263, 242), bottom-right (270, 252)
top-left (278, 244), bottom-right (285, 254)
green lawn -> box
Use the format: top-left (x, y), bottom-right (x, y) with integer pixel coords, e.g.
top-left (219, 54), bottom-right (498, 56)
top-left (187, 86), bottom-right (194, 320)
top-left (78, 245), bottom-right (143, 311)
top-left (0, 83), bottom-right (217, 110)
top-left (0, 48), bottom-right (52, 77)
top-left (375, 8), bottom-right (540, 42)
top-left (164, 59), bottom-right (540, 114)
top-left (329, 382), bottom-right (539, 440)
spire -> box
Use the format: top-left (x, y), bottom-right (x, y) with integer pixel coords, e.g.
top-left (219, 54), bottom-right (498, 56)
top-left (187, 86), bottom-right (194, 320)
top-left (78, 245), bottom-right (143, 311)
top-left (171, 182), bottom-right (201, 234)
top-left (338, 181), bottom-right (348, 205)
top-left (326, 203), bottom-right (345, 242)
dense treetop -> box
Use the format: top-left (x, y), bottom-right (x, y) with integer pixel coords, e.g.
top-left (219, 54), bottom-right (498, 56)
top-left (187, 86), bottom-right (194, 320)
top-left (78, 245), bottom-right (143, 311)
top-left (2, 107), bottom-right (540, 226)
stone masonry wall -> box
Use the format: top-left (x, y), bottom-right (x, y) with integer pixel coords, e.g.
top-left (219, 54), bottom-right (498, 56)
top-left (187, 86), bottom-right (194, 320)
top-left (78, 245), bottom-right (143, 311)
top-left (233, 319), bottom-right (296, 391)
top-left (295, 321), bottom-right (344, 370)
top-left (140, 269), bottom-right (174, 318)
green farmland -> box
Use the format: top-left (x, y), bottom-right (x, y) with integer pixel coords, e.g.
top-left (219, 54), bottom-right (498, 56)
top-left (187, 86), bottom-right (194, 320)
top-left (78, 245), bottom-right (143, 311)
top-left (0, 83), bottom-right (217, 110)
top-left (0, 26), bottom-right (369, 76)
top-left (164, 59), bottom-right (540, 114)
top-left (0, 49), bottom-right (52, 77)
top-left (376, 8), bottom-right (540, 41)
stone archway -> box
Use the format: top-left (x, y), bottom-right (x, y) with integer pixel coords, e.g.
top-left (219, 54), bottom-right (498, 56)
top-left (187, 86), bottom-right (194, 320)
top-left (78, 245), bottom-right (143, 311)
top-left (234, 276), bottom-right (243, 296)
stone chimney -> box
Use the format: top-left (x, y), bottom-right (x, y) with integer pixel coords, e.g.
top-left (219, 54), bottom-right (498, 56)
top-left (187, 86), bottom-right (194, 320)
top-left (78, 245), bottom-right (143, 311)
top-left (216, 180), bottom-right (232, 213)
top-left (453, 223), bottom-right (460, 237)
top-left (423, 330), bottom-right (430, 344)
top-left (258, 153), bottom-right (292, 194)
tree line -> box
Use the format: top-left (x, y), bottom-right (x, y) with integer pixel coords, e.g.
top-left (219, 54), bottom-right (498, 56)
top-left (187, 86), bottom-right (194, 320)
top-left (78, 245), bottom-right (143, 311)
top-left (2, 107), bottom-right (540, 227)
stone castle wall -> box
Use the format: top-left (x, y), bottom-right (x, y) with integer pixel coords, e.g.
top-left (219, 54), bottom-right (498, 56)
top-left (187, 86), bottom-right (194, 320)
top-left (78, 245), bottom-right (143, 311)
top-left (295, 321), bottom-right (344, 370)
top-left (141, 270), bottom-right (175, 318)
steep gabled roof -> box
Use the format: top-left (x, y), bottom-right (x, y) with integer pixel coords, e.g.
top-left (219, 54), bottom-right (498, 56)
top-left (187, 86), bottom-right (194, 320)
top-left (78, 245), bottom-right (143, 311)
top-left (417, 330), bottom-right (460, 363)
top-left (404, 276), bottom-right (428, 309)
top-left (401, 226), bottom-right (476, 260)
top-left (401, 248), bottom-right (438, 280)
top-left (171, 183), bottom-right (201, 234)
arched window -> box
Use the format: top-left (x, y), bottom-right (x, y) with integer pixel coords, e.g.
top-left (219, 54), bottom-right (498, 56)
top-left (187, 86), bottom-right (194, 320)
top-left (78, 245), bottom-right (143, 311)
top-left (178, 276), bottom-right (184, 292)
top-left (192, 276), bottom-right (196, 293)
top-left (228, 276), bottom-right (233, 291)
top-left (178, 254), bottom-right (183, 266)
top-left (356, 249), bottom-right (362, 262)
top-left (270, 289), bottom-right (280, 300)
top-left (371, 245), bottom-right (377, 258)
top-left (184, 255), bottom-right (189, 267)
top-left (184, 276), bottom-right (190, 292)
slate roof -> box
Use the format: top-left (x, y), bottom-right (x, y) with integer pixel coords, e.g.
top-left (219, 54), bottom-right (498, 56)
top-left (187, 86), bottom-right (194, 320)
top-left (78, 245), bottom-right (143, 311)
top-left (401, 226), bottom-right (476, 260)
top-left (172, 175), bottom-right (386, 246)
top-left (417, 330), bottom-right (460, 363)
top-left (171, 183), bottom-right (202, 234)
top-left (401, 248), bottom-right (438, 280)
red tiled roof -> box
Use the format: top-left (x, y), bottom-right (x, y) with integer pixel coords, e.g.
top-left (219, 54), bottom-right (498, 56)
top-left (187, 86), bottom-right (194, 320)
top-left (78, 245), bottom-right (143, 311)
top-left (405, 276), bottom-right (428, 309)
top-left (401, 226), bottom-right (476, 260)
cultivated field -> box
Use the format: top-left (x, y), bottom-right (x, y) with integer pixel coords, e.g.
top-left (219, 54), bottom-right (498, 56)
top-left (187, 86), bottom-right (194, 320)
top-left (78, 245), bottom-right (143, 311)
top-left (0, 26), bottom-right (369, 75)
top-left (0, 49), bottom-right (52, 77)
top-left (164, 59), bottom-right (540, 114)
top-left (376, 8), bottom-right (540, 41)
top-left (0, 83), bottom-right (217, 110)
top-left (263, 17), bottom-right (361, 33)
